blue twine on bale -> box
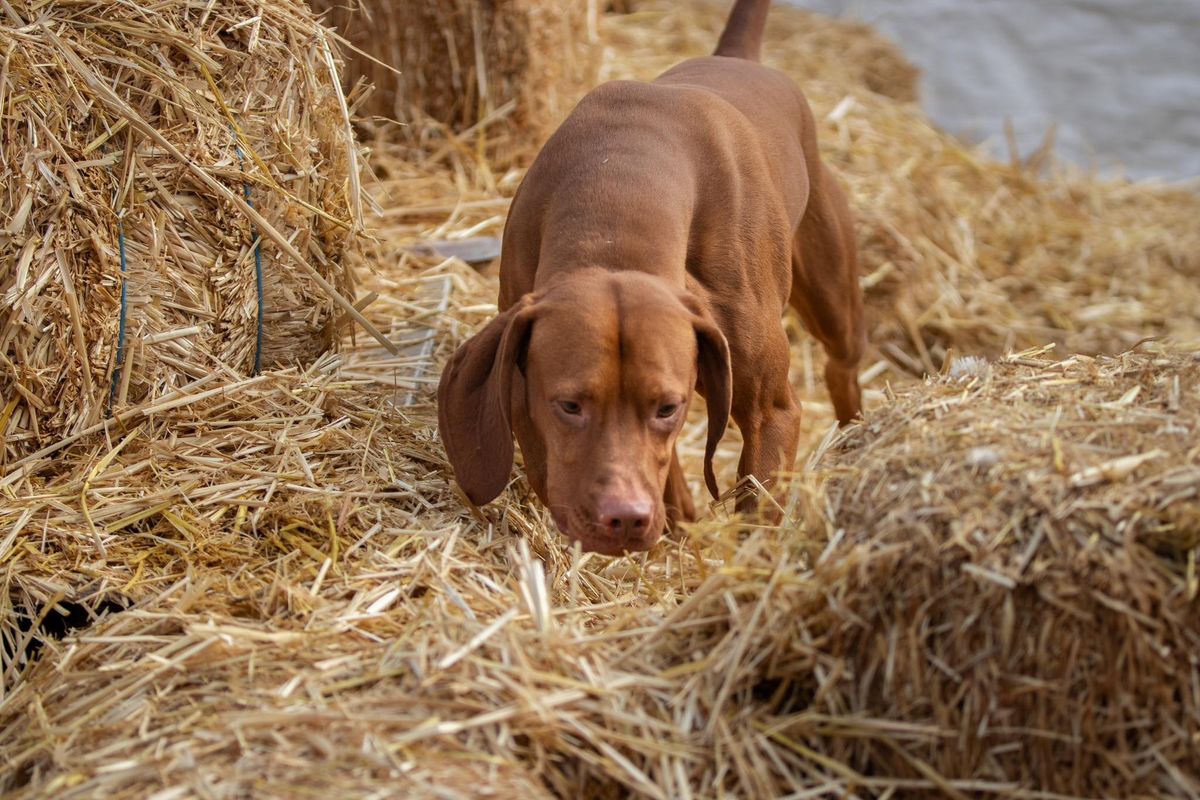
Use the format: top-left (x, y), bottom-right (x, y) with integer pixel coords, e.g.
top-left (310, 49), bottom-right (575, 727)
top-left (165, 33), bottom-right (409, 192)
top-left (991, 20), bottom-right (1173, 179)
top-left (107, 213), bottom-right (129, 417)
top-left (231, 127), bottom-right (265, 375)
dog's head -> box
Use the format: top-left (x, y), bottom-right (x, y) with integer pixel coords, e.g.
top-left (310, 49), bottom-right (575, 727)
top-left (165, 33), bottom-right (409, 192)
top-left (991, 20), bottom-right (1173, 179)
top-left (438, 271), bottom-right (731, 554)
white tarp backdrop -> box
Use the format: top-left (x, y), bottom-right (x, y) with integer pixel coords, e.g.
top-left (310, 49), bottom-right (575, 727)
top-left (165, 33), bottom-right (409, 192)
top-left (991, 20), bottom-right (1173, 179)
top-left (785, 0), bottom-right (1200, 182)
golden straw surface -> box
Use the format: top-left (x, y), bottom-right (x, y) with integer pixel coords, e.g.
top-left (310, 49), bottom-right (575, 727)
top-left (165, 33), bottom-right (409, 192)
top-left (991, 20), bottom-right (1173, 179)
top-left (2, 2), bottom-right (1198, 798)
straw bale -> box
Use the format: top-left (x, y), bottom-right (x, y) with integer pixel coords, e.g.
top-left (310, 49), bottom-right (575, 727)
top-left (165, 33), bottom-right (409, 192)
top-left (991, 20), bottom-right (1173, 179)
top-left (0, 314), bottom-right (697, 796)
top-left (602, 346), bottom-right (1199, 798)
top-left (312, 0), bottom-right (602, 158)
top-left (5, 346), bottom-right (1194, 799)
top-left (601, 0), bottom-right (919, 101)
top-left (0, 0), bottom-right (365, 464)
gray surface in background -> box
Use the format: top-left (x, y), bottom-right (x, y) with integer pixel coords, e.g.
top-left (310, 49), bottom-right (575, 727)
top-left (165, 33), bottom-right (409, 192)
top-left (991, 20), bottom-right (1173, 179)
top-left (785, 0), bottom-right (1200, 181)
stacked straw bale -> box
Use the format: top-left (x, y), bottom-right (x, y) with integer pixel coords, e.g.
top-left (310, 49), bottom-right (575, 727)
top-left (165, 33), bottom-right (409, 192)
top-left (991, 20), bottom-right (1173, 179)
top-left (601, 0), bottom-right (919, 101)
top-left (312, 0), bottom-right (602, 151)
top-left (0, 0), bottom-right (366, 464)
top-left (627, 347), bottom-right (1200, 797)
top-left (3, 347), bottom-right (1194, 798)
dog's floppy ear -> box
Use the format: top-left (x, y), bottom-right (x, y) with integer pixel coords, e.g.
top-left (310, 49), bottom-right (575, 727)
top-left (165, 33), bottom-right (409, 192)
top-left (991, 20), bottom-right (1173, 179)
top-left (437, 295), bottom-right (538, 505)
top-left (689, 303), bottom-right (732, 501)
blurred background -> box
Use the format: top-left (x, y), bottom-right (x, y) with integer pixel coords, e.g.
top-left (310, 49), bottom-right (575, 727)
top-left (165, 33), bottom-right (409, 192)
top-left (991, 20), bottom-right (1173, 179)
top-left (786, 0), bottom-right (1200, 182)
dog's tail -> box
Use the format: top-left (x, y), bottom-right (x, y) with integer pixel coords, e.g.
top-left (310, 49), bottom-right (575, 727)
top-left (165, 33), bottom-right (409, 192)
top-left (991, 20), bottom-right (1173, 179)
top-left (713, 0), bottom-right (770, 61)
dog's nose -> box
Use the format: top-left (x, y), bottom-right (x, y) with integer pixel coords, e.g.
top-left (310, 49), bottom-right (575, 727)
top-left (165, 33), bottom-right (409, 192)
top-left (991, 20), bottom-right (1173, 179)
top-left (596, 496), bottom-right (653, 539)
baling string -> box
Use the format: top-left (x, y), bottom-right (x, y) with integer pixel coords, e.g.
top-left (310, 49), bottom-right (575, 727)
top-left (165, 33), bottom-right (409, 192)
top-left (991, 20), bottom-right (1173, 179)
top-left (107, 211), bottom-right (129, 416)
top-left (232, 124), bottom-right (264, 375)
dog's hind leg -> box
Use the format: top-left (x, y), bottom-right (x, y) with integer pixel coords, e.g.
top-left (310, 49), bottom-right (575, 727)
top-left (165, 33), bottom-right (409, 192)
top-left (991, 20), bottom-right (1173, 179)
top-left (789, 165), bottom-right (865, 425)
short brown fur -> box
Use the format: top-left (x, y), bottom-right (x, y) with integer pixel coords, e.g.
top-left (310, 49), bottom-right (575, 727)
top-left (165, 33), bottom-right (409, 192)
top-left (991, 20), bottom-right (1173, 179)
top-left (439, 0), bottom-right (865, 553)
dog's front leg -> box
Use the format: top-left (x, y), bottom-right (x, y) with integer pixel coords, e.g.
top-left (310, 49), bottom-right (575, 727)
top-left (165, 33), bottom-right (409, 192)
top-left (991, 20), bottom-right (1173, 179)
top-left (663, 446), bottom-right (696, 529)
top-left (731, 336), bottom-right (802, 517)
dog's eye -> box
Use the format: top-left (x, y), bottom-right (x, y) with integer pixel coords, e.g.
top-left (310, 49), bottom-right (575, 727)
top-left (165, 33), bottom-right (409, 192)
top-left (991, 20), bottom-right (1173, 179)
top-left (558, 400), bottom-right (582, 416)
top-left (656, 403), bottom-right (679, 419)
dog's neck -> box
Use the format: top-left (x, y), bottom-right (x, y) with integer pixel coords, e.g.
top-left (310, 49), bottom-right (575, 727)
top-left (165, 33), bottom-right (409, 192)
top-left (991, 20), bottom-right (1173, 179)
top-left (534, 207), bottom-right (691, 289)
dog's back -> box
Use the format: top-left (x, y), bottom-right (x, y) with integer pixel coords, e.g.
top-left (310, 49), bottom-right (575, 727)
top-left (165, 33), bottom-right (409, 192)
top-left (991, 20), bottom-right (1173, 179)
top-left (499, 0), bottom-right (812, 310)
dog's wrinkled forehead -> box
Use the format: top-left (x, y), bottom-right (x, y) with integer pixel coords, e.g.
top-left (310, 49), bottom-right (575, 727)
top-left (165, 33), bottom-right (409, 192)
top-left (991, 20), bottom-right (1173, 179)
top-left (526, 273), bottom-right (698, 391)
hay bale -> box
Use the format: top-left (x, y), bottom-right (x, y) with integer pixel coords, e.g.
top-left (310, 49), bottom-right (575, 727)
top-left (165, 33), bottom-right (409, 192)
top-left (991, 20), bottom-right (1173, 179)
top-left (630, 347), bottom-right (1200, 797)
top-left (0, 347), bottom-right (597, 797)
top-left (816, 346), bottom-right (1200, 556)
top-left (0, 0), bottom-right (368, 464)
top-left (604, 0), bottom-right (920, 102)
top-left (312, 0), bottom-right (601, 152)
top-left (826, 91), bottom-right (1200, 370)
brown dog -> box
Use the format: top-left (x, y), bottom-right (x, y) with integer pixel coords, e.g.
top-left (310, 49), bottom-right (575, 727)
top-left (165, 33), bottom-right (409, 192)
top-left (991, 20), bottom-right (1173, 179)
top-left (438, 0), bottom-right (865, 554)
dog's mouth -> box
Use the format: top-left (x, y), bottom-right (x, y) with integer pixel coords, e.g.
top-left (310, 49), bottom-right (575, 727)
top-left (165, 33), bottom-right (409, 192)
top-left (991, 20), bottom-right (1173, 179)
top-left (550, 507), bottom-right (664, 556)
